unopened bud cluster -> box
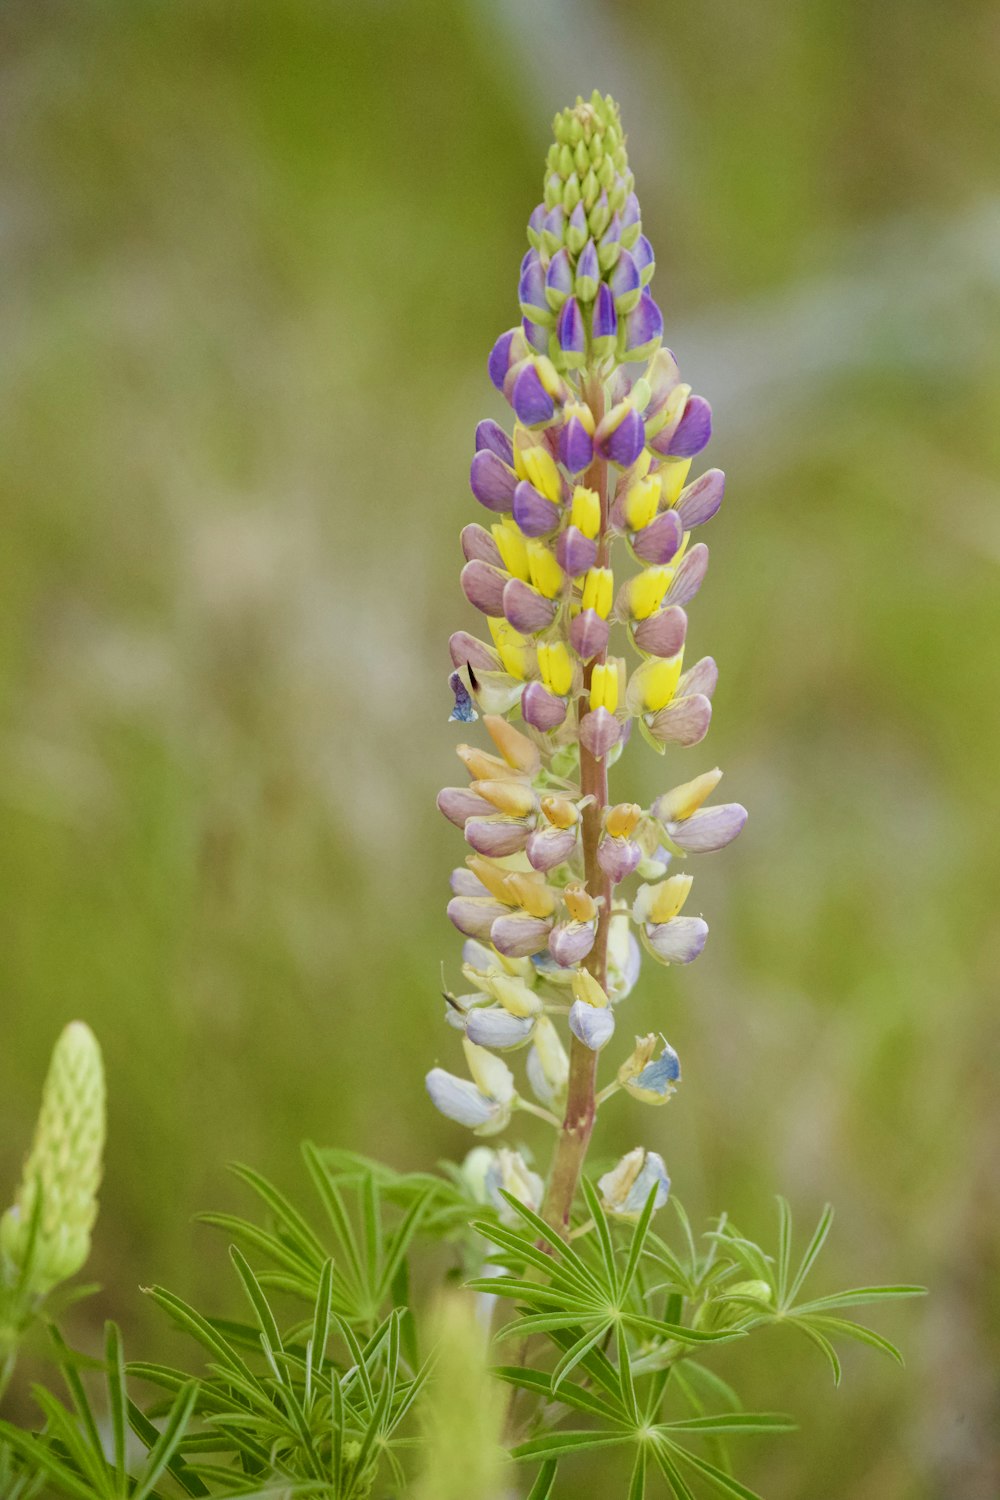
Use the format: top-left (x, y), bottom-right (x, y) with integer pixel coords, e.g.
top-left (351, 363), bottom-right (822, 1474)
top-left (428, 95), bottom-right (746, 1219)
top-left (1, 1022), bottom-right (106, 1296)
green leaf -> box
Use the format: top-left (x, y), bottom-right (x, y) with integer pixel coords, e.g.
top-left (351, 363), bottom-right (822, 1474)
top-left (650, 1441), bottom-right (697, 1500)
top-left (229, 1247), bottom-right (284, 1356)
top-left (302, 1142), bottom-right (366, 1292)
top-left (790, 1318), bottom-right (841, 1385)
top-left (621, 1184), bottom-right (662, 1302)
top-left (513, 1430), bottom-right (634, 1462)
top-left (660, 1413), bottom-right (796, 1436)
top-left (377, 1187), bottom-right (433, 1303)
top-left (144, 1285), bottom-right (257, 1383)
top-left (470, 1221), bottom-right (589, 1293)
top-left (196, 1213), bottom-right (318, 1279)
top-left (230, 1161), bottom-right (327, 1269)
top-left (545, 1326), bottom-right (630, 1406)
top-left (580, 1177), bottom-right (619, 1296)
top-left (551, 1323), bottom-right (613, 1394)
top-left (793, 1285), bottom-right (926, 1316)
top-left (617, 1327), bottom-right (639, 1423)
top-left (492, 1365), bottom-right (628, 1425)
top-left (127, 1400), bottom-right (209, 1497)
top-left (628, 1444), bottom-right (648, 1500)
top-left (787, 1204), bottom-right (834, 1304)
top-left (306, 1258), bottom-right (334, 1403)
top-left (491, 1193), bottom-right (602, 1291)
top-left (526, 1459), bottom-right (558, 1500)
top-left (671, 1442), bottom-right (767, 1499)
top-left (132, 1380), bottom-right (200, 1500)
top-left (624, 1311), bottom-right (746, 1346)
top-left (0, 1422), bottom-right (98, 1500)
top-left (804, 1314), bottom-right (905, 1365)
top-left (775, 1196), bottom-right (792, 1306)
top-left (104, 1323), bottom-right (128, 1487)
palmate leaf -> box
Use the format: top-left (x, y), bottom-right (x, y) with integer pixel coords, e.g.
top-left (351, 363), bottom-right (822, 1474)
top-left (526, 1459), bottom-right (558, 1499)
top-left (492, 1365), bottom-right (630, 1425)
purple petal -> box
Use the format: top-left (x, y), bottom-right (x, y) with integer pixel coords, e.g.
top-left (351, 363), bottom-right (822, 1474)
top-left (502, 577), bottom-right (557, 633)
top-left (555, 525), bottom-right (598, 576)
top-left (592, 282), bottom-right (618, 342)
top-left (569, 608), bottom-right (609, 660)
top-left (511, 364), bottom-right (555, 427)
top-left (527, 202), bottom-right (546, 241)
top-left (543, 204), bottom-right (565, 243)
top-left (461, 560), bottom-right (507, 617)
top-left (665, 543), bottom-right (709, 606)
top-left (488, 330), bottom-right (517, 392)
top-left (568, 1001), bottom-right (615, 1050)
top-left (645, 916), bottom-right (708, 964)
top-left (546, 247), bottom-right (573, 303)
top-left (647, 694), bottom-right (712, 747)
top-left (460, 524), bottom-right (503, 567)
top-left (633, 234), bottom-right (655, 280)
top-left (447, 896), bottom-right (510, 939)
top-left (556, 297), bottom-right (585, 360)
top-left (667, 396), bottom-right (713, 458)
top-left (566, 201), bottom-right (587, 249)
top-left (518, 250), bottom-right (547, 316)
top-left (600, 211), bottom-right (621, 251)
top-left (678, 656), bottom-right (718, 700)
top-left (475, 419), bottom-right (514, 466)
top-left (597, 836), bottom-right (642, 884)
top-left (526, 825), bottom-right (577, 872)
top-left (449, 630), bottom-right (499, 672)
top-left (675, 469), bottom-right (725, 529)
top-left (437, 787), bottom-right (494, 828)
top-left (547, 920), bottom-right (596, 967)
top-left (521, 681), bottom-right (567, 731)
top-left (575, 237), bottom-right (600, 297)
top-left (579, 707), bottom-right (622, 759)
top-left (621, 192), bottom-right (641, 235)
top-left (624, 290), bottom-right (664, 355)
top-left (465, 818), bottom-right (531, 858)
top-left (513, 481), bottom-right (560, 538)
top-left (633, 606), bottom-right (688, 659)
top-left (449, 670), bottom-right (477, 723)
top-left (598, 407), bottom-right (645, 468)
top-left (609, 248), bottom-right (640, 306)
top-left (559, 416), bottom-right (594, 474)
top-left (470, 449), bottom-right (517, 512)
top-left (632, 509), bottom-right (683, 565)
top-left (666, 803), bottom-right (748, 853)
top-left (491, 914), bottom-right (553, 959)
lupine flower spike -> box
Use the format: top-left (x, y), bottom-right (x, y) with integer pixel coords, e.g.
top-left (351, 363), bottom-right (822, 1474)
top-left (433, 92), bottom-right (746, 1233)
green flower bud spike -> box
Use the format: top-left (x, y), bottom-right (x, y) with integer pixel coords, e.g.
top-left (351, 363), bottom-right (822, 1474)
top-left (1, 1022), bottom-right (106, 1296)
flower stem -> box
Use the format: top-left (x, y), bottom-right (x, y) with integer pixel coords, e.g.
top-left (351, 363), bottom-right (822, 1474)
top-left (542, 373), bottom-right (610, 1234)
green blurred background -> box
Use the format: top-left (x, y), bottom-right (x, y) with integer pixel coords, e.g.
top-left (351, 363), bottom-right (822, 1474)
top-left (2, 1), bottom-right (998, 1494)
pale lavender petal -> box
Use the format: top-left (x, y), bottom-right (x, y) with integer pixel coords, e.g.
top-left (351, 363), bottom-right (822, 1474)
top-left (470, 449), bottom-right (517, 512)
top-left (666, 803), bottom-right (748, 853)
top-left (622, 192), bottom-right (641, 234)
top-left (567, 201), bottom-right (587, 248)
top-left (665, 543), bottom-right (709, 606)
top-left (599, 211), bottom-right (622, 253)
top-left (569, 608), bottom-right (610, 660)
top-left (633, 606), bottom-right (688, 658)
top-left (465, 817), bottom-right (531, 858)
top-left (667, 395), bottom-right (713, 458)
top-left (527, 202), bottom-right (546, 241)
top-left (645, 917), bottom-right (708, 964)
top-left (525, 825), bottom-right (577, 872)
top-left (543, 204), bottom-right (565, 243)
top-left (460, 524), bottom-right (503, 567)
top-left (518, 250), bottom-right (547, 317)
top-left (475, 419), bottom-right (514, 466)
top-left (545, 246), bottom-right (573, 303)
top-left (462, 938), bottom-right (495, 968)
top-left (450, 867), bottom-right (489, 897)
top-left (449, 630), bottom-right (499, 672)
top-left (491, 913), bottom-right (553, 959)
top-left (568, 1001), bottom-right (615, 1051)
top-left (632, 509), bottom-right (683, 564)
top-left (511, 364), bottom-right (555, 427)
top-left (547, 920), bottom-right (596, 967)
top-left (556, 297), bottom-right (585, 360)
top-left (675, 468), bottom-right (725, 529)
top-left (426, 1069), bottom-right (497, 1128)
top-left (597, 835), bottom-right (642, 884)
top-left (521, 681), bottom-right (567, 731)
top-left (579, 707), bottom-right (622, 758)
top-left (522, 317), bottom-right (549, 354)
top-left (502, 578), bottom-right (557, 633)
top-left (559, 416), bottom-right (594, 474)
top-left (461, 559), bottom-right (507, 617)
top-left (555, 525), bottom-right (598, 576)
top-left (466, 1008), bottom-right (535, 1050)
top-left (647, 694), bottom-right (713, 747)
top-left (623, 290), bottom-right (663, 355)
top-left (633, 234), bottom-right (655, 281)
top-left (678, 657), bottom-right (718, 702)
top-left (575, 237), bottom-right (600, 297)
top-left (447, 896), bottom-right (509, 939)
top-left (513, 481), bottom-right (560, 538)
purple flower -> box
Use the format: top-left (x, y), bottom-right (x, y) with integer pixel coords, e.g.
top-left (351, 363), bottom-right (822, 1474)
top-left (559, 415), bottom-right (594, 474)
top-left (465, 818), bottom-right (531, 858)
top-left (470, 449), bottom-right (517, 512)
top-left (548, 920), bottom-right (596, 967)
top-left (647, 694), bottom-right (713, 747)
top-left (632, 509), bottom-right (683, 565)
top-left (633, 606), bottom-right (688, 659)
top-left (623, 290), bottom-right (663, 359)
top-left (597, 835), bottom-right (642, 884)
top-left (511, 364), bottom-right (555, 427)
top-left (569, 608), bottom-right (610, 659)
top-left (518, 250), bottom-right (548, 319)
top-left (662, 395), bottom-right (713, 458)
top-left (676, 468), bottom-right (725, 529)
top-left (526, 824), bottom-right (577, 871)
top-left (592, 283), bottom-right (618, 349)
top-left (437, 787), bottom-right (493, 828)
top-left (610, 248), bottom-right (641, 311)
top-left (521, 681), bottom-right (568, 731)
top-left (502, 578), bottom-right (557, 633)
top-left (556, 297), bottom-right (586, 366)
top-left (579, 707), bottom-right (621, 759)
top-left (459, 525), bottom-right (502, 567)
top-left (475, 419), bottom-right (514, 466)
top-left (645, 916), bottom-right (709, 964)
top-left (513, 481), bottom-right (560, 538)
top-left (546, 247), bottom-right (573, 307)
top-left (492, 913), bottom-right (553, 959)
top-left (575, 238), bottom-right (600, 300)
top-left (596, 405), bottom-right (645, 467)
top-left (555, 526), bottom-right (598, 577)
top-left (664, 543), bottom-right (709, 606)
top-left (664, 803), bottom-right (748, 853)
top-left (460, 560), bottom-right (507, 616)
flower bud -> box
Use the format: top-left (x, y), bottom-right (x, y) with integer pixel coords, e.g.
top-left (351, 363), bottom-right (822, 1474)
top-left (653, 768), bottom-right (724, 824)
top-left (526, 1016), bottom-right (569, 1113)
top-left (1, 1022), bottom-right (106, 1293)
top-left (482, 713), bottom-right (541, 775)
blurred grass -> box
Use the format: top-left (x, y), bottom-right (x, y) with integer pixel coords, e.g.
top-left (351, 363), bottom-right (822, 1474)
top-left (1, 1), bottom-right (998, 1494)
